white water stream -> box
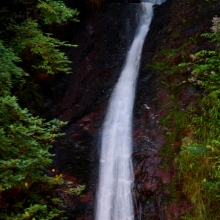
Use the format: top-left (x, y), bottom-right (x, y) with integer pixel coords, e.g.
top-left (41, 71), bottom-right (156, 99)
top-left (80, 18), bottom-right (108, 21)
top-left (96, 1), bottom-right (165, 220)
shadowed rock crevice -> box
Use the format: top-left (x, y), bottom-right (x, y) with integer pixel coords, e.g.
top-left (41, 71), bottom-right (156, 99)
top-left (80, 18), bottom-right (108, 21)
top-left (42, 0), bottom-right (220, 219)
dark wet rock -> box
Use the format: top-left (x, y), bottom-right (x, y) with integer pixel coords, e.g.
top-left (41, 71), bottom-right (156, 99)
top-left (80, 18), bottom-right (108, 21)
top-left (132, 0), bottom-right (220, 218)
top-left (42, 0), bottom-right (220, 219)
top-left (47, 2), bottom-right (141, 219)
top-left (165, 201), bottom-right (191, 220)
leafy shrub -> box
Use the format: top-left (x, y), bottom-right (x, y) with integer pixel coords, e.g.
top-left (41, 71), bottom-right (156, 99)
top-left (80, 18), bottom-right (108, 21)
top-left (177, 16), bottom-right (220, 220)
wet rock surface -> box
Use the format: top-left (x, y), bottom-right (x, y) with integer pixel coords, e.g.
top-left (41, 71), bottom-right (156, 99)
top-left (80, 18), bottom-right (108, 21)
top-left (43, 0), bottom-right (220, 219)
top-left (47, 2), bottom-right (140, 219)
top-left (132, 0), bottom-right (220, 218)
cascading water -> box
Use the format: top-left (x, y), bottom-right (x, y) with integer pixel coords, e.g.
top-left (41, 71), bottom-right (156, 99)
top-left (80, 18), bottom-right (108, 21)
top-left (96, 1), bottom-right (166, 219)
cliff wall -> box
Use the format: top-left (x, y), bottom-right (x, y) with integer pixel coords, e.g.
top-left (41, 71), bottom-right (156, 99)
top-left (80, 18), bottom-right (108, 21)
top-left (43, 0), bottom-right (220, 219)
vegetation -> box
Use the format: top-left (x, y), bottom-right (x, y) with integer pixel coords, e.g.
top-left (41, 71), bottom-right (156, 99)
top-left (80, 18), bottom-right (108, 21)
top-left (151, 13), bottom-right (220, 219)
top-left (146, 0), bottom-right (220, 216)
top-left (0, 0), bottom-right (84, 219)
top-left (176, 16), bottom-right (220, 220)
top-left (1, 0), bottom-right (219, 219)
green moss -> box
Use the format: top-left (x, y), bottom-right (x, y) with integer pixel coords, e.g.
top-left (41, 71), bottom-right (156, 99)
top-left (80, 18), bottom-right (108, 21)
top-left (145, 2), bottom-right (220, 218)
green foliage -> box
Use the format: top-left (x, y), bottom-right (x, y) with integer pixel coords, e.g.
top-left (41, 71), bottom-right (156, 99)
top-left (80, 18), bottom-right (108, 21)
top-left (0, 95), bottom-right (76, 219)
top-left (1, 0), bottom-right (78, 76)
top-left (177, 140), bottom-right (220, 219)
top-left (0, 0), bottom-right (79, 108)
top-left (37, 0), bottom-right (79, 24)
top-left (146, 1), bottom-right (220, 218)
top-left (0, 0), bottom-right (83, 219)
top-left (0, 96), bottom-right (70, 220)
top-left (0, 95), bottom-right (65, 189)
top-left (11, 19), bottom-right (76, 75)
top-left (0, 41), bottom-right (28, 96)
top-left (176, 16), bottom-right (220, 219)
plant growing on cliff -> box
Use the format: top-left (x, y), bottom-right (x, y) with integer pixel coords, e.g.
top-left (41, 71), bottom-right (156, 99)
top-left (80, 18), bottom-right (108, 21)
top-left (177, 16), bottom-right (220, 220)
top-left (0, 0), bottom-right (84, 219)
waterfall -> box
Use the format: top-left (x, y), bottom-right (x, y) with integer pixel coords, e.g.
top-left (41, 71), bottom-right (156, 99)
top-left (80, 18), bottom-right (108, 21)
top-left (96, 1), bottom-right (165, 220)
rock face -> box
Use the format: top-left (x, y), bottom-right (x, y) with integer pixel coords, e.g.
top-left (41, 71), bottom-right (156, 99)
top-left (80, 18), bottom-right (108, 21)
top-left (43, 0), bottom-right (220, 219)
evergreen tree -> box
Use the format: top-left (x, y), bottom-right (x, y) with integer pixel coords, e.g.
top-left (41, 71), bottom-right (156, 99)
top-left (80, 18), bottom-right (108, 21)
top-left (0, 1), bottom-right (83, 219)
